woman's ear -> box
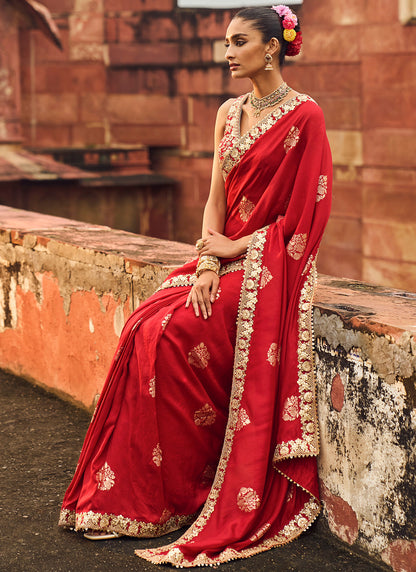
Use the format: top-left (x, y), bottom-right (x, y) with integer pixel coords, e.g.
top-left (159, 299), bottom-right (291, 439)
top-left (267, 36), bottom-right (280, 57)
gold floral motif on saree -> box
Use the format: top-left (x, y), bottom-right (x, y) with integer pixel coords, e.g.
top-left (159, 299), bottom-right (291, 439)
top-left (236, 407), bottom-right (251, 431)
top-left (220, 95), bottom-right (313, 180)
top-left (218, 95), bottom-right (246, 164)
top-left (152, 443), bottom-right (162, 467)
top-left (161, 313), bottom-right (172, 330)
top-left (287, 233), bottom-right (307, 261)
top-left (194, 403), bottom-right (216, 426)
top-left (316, 175), bottom-right (328, 203)
top-left (96, 462), bottom-right (115, 491)
top-left (188, 342), bottom-right (210, 369)
top-left (284, 126), bottom-right (300, 153)
top-left (250, 523), bottom-right (271, 543)
top-left (267, 342), bottom-right (280, 367)
top-left (282, 396), bottom-right (300, 421)
top-left (158, 508), bottom-right (172, 525)
top-left (260, 266), bottom-right (273, 289)
top-left (59, 507), bottom-right (196, 538)
top-left (201, 464), bottom-right (216, 486)
top-left (237, 487), bottom-right (261, 512)
top-left (239, 196), bottom-right (256, 222)
top-left (149, 376), bottom-right (156, 398)
top-left (274, 260), bottom-right (319, 462)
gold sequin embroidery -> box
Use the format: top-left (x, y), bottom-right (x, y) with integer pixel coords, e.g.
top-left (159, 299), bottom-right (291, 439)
top-left (284, 126), bottom-right (300, 153)
top-left (282, 396), bottom-right (300, 421)
top-left (316, 175), bottom-right (328, 203)
top-left (188, 343), bottom-right (210, 369)
top-left (236, 407), bottom-right (251, 431)
top-left (239, 196), bottom-right (256, 222)
top-left (96, 462), bottom-right (115, 491)
top-left (149, 376), bottom-right (156, 398)
top-left (267, 343), bottom-right (280, 367)
top-left (260, 266), bottom-right (273, 289)
top-left (287, 233), bottom-right (307, 261)
top-left (152, 443), bottom-right (162, 467)
top-left (194, 403), bottom-right (216, 426)
top-left (237, 487), bottom-right (261, 512)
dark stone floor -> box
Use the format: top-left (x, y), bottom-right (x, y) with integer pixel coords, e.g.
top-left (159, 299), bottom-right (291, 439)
top-left (0, 370), bottom-right (387, 572)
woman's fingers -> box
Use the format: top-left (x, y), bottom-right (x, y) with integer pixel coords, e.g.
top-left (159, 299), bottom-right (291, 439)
top-left (210, 276), bottom-right (220, 303)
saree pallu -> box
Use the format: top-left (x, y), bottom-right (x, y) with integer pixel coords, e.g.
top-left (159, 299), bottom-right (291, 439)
top-left (59, 94), bottom-right (332, 567)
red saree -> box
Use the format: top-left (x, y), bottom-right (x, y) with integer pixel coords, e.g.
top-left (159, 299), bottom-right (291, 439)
top-left (59, 94), bottom-right (332, 567)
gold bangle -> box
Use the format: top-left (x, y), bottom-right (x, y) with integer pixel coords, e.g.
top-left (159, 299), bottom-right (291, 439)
top-left (196, 255), bottom-right (220, 277)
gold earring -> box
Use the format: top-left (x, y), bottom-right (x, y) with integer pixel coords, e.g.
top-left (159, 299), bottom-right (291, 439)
top-left (264, 53), bottom-right (273, 71)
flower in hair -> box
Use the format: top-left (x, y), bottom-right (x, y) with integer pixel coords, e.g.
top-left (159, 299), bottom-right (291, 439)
top-left (286, 30), bottom-right (302, 56)
top-left (283, 28), bottom-right (297, 42)
top-left (272, 5), bottom-right (291, 17)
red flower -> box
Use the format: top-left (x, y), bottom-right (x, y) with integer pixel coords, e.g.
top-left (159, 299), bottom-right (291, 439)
top-left (286, 30), bottom-right (303, 56)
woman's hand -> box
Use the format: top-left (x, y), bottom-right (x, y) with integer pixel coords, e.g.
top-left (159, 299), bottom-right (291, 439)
top-left (185, 271), bottom-right (219, 319)
top-left (198, 229), bottom-right (247, 259)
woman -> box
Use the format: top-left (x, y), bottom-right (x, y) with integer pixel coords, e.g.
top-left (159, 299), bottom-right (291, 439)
top-left (59, 5), bottom-right (332, 567)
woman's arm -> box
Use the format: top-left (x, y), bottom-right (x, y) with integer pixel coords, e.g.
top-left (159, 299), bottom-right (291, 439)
top-left (186, 99), bottom-right (234, 319)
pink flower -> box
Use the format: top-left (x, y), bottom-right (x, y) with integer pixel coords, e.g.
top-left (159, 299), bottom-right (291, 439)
top-left (272, 5), bottom-right (291, 18)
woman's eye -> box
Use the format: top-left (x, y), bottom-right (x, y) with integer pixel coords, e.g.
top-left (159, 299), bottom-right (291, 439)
top-left (236, 41), bottom-right (245, 46)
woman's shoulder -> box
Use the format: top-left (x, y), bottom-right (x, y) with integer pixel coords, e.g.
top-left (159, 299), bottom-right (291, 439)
top-left (217, 95), bottom-right (244, 119)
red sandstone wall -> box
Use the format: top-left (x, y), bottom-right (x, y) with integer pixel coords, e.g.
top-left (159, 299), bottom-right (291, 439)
top-left (18, 0), bottom-right (416, 291)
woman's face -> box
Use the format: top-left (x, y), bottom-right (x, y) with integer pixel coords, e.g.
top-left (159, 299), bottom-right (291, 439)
top-left (224, 18), bottom-right (269, 79)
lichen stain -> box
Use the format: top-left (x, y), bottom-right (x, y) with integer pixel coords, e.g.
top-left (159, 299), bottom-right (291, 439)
top-left (382, 539), bottom-right (416, 572)
top-left (316, 334), bottom-right (415, 558)
top-left (320, 481), bottom-right (359, 545)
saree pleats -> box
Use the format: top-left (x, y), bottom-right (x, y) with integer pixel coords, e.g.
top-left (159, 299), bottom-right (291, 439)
top-left (59, 94), bottom-right (332, 567)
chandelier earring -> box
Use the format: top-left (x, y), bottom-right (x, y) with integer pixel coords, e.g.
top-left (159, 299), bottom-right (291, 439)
top-left (264, 53), bottom-right (274, 71)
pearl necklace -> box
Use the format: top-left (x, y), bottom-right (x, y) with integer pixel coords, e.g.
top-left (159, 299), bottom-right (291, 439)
top-left (249, 82), bottom-right (291, 118)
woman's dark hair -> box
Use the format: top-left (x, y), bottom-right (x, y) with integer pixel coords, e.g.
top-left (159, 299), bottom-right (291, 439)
top-left (234, 6), bottom-right (300, 67)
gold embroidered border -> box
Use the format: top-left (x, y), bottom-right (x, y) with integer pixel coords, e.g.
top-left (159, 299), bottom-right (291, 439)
top-left (135, 226), bottom-right (269, 565)
top-left (221, 95), bottom-right (313, 181)
top-left (156, 259), bottom-right (246, 292)
top-left (273, 259), bottom-right (320, 462)
top-left (135, 498), bottom-right (320, 567)
top-left (58, 508), bottom-right (196, 538)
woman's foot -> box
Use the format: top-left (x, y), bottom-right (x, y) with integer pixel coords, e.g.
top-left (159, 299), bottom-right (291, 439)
top-left (83, 530), bottom-right (123, 540)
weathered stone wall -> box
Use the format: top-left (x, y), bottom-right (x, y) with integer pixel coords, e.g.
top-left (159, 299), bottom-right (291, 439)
top-left (0, 205), bottom-right (415, 571)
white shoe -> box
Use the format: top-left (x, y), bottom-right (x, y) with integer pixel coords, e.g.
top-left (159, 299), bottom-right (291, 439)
top-left (83, 530), bottom-right (123, 540)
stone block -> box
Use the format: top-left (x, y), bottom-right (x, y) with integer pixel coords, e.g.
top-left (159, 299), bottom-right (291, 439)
top-left (283, 63), bottom-right (361, 97)
top-left (176, 68), bottom-right (224, 96)
top-left (69, 12), bottom-right (104, 45)
top-left (318, 244), bottom-right (362, 281)
top-left (196, 11), bottom-right (233, 39)
top-left (43, 0), bottom-right (74, 13)
top-left (117, 17), bottom-right (138, 43)
top-left (363, 91), bottom-right (416, 129)
top-left (331, 181), bottom-right (362, 218)
top-left (363, 23), bottom-right (416, 54)
top-left (109, 43), bottom-right (180, 66)
top-left (318, 96), bottom-right (361, 130)
top-left (35, 94), bottom-right (79, 124)
top-left (327, 130), bottom-right (363, 167)
top-left (301, 25), bottom-right (360, 63)
top-left (139, 70), bottom-right (171, 96)
top-left (35, 63), bottom-right (106, 94)
top-left (362, 167), bottom-right (416, 186)
top-left (363, 184), bottom-right (416, 224)
top-left (364, 129), bottom-right (416, 168)
top-left (104, 0), bottom-right (173, 10)
top-left (105, 15), bottom-right (118, 43)
top-left (137, 16), bottom-right (179, 42)
top-left (79, 93), bottom-right (106, 122)
top-left (303, 0), bottom-right (364, 26)
top-left (322, 216), bottom-right (362, 252)
top-left (70, 43), bottom-right (107, 62)
top-left (363, 221), bottom-right (416, 263)
top-left (363, 258), bottom-right (416, 293)
top-left (71, 124), bottom-right (106, 146)
top-left (29, 125), bottom-right (72, 147)
top-left (107, 94), bottom-right (183, 125)
top-left (33, 28), bottom-right (70, 62)
top-left (110, 124), bottom-right (182, 147)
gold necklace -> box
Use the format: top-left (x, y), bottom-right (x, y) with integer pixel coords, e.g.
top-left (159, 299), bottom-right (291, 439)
top-left (249, 82), bottom-right (291, 118)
